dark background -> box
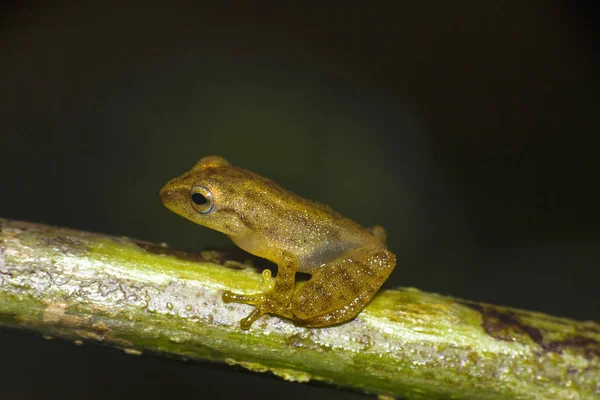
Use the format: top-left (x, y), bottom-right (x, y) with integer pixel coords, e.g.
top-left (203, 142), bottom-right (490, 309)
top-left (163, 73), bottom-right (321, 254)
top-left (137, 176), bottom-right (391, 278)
top-left (1, 1), bottom-right (598, 399)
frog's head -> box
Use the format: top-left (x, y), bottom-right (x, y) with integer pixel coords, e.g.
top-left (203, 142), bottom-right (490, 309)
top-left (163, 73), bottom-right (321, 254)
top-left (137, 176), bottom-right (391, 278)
top-left (160, 155), bottom-right (257, 237)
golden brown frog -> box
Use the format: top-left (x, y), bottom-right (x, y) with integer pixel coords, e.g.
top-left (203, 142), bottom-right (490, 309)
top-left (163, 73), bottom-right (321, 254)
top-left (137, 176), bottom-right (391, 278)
top-left (160, 156), bottom-right (395, 329)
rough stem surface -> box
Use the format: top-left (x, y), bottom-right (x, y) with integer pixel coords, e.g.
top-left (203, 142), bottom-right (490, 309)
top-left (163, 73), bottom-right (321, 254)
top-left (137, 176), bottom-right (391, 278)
top-left (0, 218), bottom-right (598, 399)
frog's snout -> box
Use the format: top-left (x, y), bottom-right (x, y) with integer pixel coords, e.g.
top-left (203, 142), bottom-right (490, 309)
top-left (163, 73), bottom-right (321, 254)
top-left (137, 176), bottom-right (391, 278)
top-left (159, 185), bottom-right (170, 203)
top-left (159, 182), bottom-right (180, 210)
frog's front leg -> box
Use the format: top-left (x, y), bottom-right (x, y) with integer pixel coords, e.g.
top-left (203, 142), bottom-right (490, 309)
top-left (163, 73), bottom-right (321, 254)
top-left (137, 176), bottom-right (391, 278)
top-left (222, 251), bottom-right (297, 329)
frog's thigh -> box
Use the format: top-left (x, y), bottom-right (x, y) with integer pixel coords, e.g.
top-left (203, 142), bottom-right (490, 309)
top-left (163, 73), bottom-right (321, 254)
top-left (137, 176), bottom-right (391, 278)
top-left (291, 249), bottom-right (395, 326)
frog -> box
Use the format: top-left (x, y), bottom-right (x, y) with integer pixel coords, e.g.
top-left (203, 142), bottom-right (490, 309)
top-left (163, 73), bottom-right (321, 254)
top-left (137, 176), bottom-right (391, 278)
top-left (160, 156), bottom-right (396, 329)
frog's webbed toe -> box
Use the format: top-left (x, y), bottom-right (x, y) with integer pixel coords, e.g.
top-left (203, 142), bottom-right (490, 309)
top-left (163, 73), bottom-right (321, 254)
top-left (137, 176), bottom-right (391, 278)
top-left (222, 269), bottom-right (291, 329)
top-left (222, 290), bottom-right (269, 329)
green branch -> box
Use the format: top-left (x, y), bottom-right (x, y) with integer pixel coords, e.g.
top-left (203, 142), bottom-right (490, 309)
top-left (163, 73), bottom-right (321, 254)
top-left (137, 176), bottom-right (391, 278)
top-left (0, 218), bottom-right (598, 399)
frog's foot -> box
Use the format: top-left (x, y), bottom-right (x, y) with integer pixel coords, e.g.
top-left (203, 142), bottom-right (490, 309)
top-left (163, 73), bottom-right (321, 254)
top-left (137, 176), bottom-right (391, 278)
top-left (222, 269), bottom-right (291, 329)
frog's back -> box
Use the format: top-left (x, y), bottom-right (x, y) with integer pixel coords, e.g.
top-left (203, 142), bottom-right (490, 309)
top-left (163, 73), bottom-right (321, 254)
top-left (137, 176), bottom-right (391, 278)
top-left (218, 166), bottom-right (383, 268)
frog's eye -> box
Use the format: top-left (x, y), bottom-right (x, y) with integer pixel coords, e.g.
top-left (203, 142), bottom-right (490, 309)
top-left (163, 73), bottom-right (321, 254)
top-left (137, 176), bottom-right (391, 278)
top-left (190, 186), bottom-right (214, 214)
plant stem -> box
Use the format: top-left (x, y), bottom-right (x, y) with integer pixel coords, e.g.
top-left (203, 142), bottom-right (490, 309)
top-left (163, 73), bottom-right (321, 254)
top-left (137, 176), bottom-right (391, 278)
top-left (0, 218), bottom-right (598, 399)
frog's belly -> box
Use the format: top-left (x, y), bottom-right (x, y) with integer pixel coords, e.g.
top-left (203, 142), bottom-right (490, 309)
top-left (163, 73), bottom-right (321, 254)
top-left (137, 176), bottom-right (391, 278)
top-left (297, 243), bottom-right (357, 274)
top-left (229, 234), bottom-right (358, 274)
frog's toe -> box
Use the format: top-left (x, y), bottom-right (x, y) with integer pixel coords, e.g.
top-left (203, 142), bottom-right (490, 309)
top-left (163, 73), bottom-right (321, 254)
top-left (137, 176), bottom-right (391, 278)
top-left (223, 289), bottom-right (294, 329)
top-left (222, 291), bottom-right (268, 329)
top-left (239, 307), bottom-right (267, 330)
top-left (223, 268), bottom-right (295, 329)
top-left (222, 290), bottom-right (265, 306)
top-left (261, 269), bottom-right (275, 290)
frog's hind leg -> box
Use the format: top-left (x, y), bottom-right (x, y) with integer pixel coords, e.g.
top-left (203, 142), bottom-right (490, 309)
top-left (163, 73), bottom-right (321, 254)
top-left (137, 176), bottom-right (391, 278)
top-left (291, 248), bottom-right (395, 327)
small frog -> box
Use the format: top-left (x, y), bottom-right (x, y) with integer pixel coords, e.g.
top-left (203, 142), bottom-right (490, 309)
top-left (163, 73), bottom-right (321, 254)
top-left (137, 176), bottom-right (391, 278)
top-left (160, 156), bottom-right (396, 329)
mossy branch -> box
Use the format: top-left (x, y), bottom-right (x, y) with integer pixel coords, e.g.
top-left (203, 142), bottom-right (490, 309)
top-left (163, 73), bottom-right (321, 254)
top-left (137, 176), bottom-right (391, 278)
top-left (0, 218), bottom-right (598, 399)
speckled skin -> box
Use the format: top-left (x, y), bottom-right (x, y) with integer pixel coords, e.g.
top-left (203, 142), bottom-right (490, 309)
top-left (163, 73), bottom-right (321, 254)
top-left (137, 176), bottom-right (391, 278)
top-left (160, 156), bottom-right (396, 329)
